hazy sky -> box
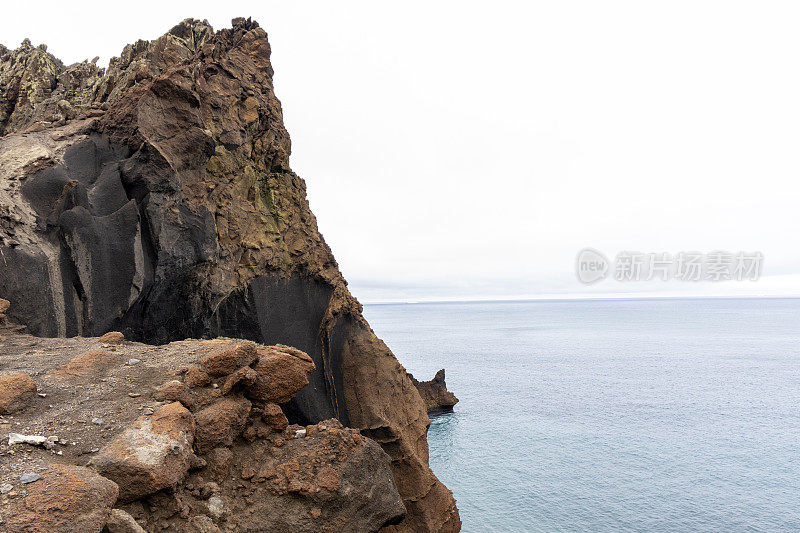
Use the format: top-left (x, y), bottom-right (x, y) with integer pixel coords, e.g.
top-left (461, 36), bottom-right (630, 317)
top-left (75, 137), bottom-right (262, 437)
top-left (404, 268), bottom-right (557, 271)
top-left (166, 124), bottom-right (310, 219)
top-left (3, 1), bottom-right (799, 302)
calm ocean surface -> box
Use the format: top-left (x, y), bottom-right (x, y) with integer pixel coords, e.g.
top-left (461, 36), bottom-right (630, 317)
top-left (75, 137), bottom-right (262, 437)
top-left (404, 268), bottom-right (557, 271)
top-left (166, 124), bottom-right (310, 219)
top-left (363, 298), bottom-right (800, 533)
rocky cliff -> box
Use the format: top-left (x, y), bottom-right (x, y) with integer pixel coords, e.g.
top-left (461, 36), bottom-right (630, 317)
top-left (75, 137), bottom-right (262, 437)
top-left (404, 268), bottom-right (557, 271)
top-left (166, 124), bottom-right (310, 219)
top-left (0, 18), bottom-right (459, 531)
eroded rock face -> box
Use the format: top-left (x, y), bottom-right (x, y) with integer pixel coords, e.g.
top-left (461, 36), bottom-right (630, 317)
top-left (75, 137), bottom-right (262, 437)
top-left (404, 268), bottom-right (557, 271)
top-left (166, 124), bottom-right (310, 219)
top-left (0, 17), bottom-right (459, 530)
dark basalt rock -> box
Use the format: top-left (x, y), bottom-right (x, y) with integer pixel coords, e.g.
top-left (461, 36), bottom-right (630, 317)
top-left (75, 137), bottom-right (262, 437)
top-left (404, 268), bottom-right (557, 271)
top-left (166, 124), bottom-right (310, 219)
top-left (0, 18), bottom-right (459, 531)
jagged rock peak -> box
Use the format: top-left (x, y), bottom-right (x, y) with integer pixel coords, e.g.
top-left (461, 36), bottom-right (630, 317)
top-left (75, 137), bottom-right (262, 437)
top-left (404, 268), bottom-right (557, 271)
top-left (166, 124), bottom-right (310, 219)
top-left (0, 17), bottom-right (272, 137)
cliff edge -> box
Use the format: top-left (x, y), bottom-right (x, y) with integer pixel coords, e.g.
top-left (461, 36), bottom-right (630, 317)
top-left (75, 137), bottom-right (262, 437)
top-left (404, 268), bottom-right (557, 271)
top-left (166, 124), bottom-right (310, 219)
top-left (0, 18), bottom-right (459, 531)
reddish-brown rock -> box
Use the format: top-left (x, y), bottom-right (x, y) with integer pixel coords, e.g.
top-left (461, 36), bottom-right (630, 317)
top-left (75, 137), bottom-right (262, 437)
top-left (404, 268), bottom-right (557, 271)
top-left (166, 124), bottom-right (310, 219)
top-left (90, 402), bottom-right (195, 501)
top-left (2, 464), bottom-right (118, 533)
top-left (194, 397), bottom-right (252, 452)
top-left (0, 373), bottom-right (37, 414)
top-left (154, 379), bottom-right (195, 409)
top-left (128, 419), bottom-right (407, 533)
top-left (98, 331), bottom-right (125, 344)
top-left (184, 366), bottom-right (212, 388)
top-left (0, 298), bottom-right (9, 324)
top-left (199, 342), bottom-right (258, 377)
top-left (262, 402), bottom-right (289, 432)
top-left (220, 366), bottom-right (258, 395)
top-left (247, 346), bottom-right (315, 404)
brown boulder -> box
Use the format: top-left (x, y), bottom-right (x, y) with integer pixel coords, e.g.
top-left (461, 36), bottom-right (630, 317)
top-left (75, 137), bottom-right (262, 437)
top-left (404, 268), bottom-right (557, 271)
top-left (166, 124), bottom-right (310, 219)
top-left (3, 464), bottom-right (118, 533)
top-left (98, 331), bottom-right (125, 344)
top-left (0, 373), bottom-right (37, 414)
top-left (90, 402), bottom-right (195, 501)
top-left (247, 347), bottom-right (315, 403)
top-left (199, 342), bottom-right (257, 377)
top-left (194, 397), bottom-right (251, 452)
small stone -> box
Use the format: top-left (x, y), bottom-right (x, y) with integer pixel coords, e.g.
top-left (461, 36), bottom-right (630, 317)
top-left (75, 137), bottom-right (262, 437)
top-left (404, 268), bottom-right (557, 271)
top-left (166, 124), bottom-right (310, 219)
top-left (37, 393), bottom-right (47, 398)
top-left (20, 473), bottom-right (41, 484)
top-left (207, 496), bottom-right (225, 518)
top-left (8, 433), bottom-right (58, 449)
top-left (295, 429), bottom-right (307, 439)
top-left (128, 392), bottom-right (141, 398)
top-left (188, 453), bottom-right (207, 470)
top-left (127, 358), bottom-right (141, 366)
top-left (91, 417), bottom-right (104, 426)
top-left (104, 508), bottom-right (147, 533)
top-left (189, 515), bottom-right (221, 533)
top-left (0, 483), bottom-right (12, 494)
top-left (241, 465), bottom-right (255, 479)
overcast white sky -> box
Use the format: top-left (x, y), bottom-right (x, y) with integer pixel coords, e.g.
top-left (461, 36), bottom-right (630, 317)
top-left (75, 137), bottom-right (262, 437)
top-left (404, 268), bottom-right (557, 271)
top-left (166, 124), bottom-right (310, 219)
top-left (3, 1), bottom-right (800, 302)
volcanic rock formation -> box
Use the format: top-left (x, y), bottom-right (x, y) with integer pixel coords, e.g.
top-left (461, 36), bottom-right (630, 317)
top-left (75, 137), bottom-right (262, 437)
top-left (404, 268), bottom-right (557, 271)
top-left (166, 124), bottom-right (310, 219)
top-left (0, 18), bottom-right (459, 532)
top-left (408, 370), bottom-right (459, 415)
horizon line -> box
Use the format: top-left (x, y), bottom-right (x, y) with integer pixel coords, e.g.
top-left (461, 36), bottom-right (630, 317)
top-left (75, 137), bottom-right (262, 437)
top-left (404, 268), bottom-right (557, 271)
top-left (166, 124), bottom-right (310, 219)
top-left (362, 294), bottom-right (800, 306)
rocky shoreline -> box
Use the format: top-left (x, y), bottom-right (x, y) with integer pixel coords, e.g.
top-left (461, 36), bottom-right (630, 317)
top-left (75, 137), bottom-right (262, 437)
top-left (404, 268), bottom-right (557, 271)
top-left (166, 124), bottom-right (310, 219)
top-left (0, 17), bottom-right (459, 532)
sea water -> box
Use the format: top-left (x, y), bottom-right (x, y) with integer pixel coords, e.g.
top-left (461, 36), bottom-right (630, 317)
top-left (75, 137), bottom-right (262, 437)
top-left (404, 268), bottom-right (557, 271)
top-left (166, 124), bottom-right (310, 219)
top-left (363, 298), bottom-right (800, 532)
